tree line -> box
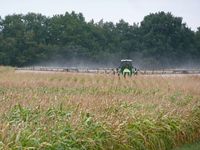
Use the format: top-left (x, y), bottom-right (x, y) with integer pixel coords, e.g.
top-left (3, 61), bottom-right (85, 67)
top-left (0, 11), bottom-right (200, 68)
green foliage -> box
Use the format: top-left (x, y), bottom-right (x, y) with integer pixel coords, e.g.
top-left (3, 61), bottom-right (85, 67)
top-left (169, 92), bottom-right (193, 106)
top-left (1, 105), bottom-right (112, 150)
top-left (1, 105), bottom-right (200, 149)
top-left (174, 142), bottom-right (200, 150)
top-left (0, 11), bottom-right (199, 68)
top-left (127, 116), bottom-right (181, 150)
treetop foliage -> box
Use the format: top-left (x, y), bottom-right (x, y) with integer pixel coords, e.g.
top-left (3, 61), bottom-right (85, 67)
top-left (0, 11), bottom-right (199, 68)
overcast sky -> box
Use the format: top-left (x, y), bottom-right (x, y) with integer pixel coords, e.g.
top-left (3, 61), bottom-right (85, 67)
top-left (0, 0), bottom-right (199, 31)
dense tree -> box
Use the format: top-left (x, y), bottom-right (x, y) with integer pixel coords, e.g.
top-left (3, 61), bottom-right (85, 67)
top-left (195, 27), bottom-right (200, 54)
top-left (0, 11), bottom-right (199, 68)
top-left (139, 12), bottom-right (197, 68)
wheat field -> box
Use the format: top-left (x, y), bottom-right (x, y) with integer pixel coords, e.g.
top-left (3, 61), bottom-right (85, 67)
top-left (0, 67), bottom-right (200, 150)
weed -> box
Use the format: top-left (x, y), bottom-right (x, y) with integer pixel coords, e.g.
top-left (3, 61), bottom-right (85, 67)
top-left (0, 68), bottom-right (200, 149)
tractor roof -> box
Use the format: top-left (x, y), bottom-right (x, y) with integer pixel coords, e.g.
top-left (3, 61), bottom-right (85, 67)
top-left (121, 59), bottom-right (132, 62)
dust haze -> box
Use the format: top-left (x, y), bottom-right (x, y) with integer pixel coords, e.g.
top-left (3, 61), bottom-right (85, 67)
top-left (30, 52), bottom-right (200, 70)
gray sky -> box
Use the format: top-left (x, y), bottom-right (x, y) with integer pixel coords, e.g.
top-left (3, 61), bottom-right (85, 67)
top-left (0, 0), bottom-right (199, 31)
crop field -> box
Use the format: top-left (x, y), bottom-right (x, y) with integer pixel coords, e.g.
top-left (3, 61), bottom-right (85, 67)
top-left (0, 66), bottom-right (200, 150)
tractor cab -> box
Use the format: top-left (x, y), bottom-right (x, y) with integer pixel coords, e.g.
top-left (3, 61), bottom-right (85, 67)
top-left (118, 59), bottom-right (137, 77)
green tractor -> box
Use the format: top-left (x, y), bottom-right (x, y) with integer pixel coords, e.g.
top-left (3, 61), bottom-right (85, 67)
top-left (117, 59), bottom-right (137, 77)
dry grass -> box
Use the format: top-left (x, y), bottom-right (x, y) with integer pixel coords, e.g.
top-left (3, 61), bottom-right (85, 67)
top-left (0, 67), bottom-right (200, 149)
